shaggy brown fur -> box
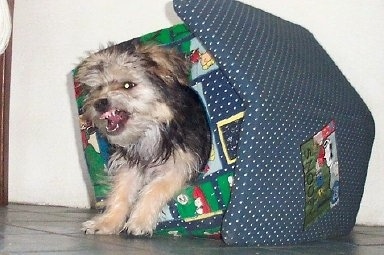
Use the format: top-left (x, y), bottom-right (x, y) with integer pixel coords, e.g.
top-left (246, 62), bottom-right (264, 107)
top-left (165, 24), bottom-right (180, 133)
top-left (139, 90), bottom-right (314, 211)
top-left (76, 41), bottom-right (211, 236)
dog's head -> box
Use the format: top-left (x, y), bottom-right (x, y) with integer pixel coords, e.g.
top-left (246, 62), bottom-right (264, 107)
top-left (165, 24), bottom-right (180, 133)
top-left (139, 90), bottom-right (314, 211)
top-left (75, 41), bottom-right (190, 148)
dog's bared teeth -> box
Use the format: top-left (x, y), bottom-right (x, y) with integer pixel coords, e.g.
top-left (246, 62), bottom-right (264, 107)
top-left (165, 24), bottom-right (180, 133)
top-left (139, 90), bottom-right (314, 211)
top-left (107, 123), bottom-right (119, 132)
top-left (100, 111), bottom-right (111, 120)
top-left (100, 109), bottom-right (120, 120)
top-left (98, 108), bottom-right (129, 133)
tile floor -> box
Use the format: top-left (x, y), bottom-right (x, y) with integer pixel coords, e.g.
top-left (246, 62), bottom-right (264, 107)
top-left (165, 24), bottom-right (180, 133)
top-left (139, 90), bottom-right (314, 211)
top-left (0, 204), bottom-right (383, 254)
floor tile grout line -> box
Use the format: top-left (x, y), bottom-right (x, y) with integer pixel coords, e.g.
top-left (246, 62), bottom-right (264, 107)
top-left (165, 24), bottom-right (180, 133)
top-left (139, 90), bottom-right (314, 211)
top-left (2, 222), bottom-right (154, 252)
top-left (3, 222), bottom-right (82, 236)
top-left (2, 221), bottom-right (170, 252)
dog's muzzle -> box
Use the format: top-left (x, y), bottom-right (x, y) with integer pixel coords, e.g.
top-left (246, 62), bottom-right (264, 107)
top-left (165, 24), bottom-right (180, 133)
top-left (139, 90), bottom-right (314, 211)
top-left (94, 98), bottom-right (130, 133)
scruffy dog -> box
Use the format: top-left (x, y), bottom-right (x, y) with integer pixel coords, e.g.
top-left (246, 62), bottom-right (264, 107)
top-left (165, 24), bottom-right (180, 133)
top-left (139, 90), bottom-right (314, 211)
top-left (76, 40), bottom-right (211, 236)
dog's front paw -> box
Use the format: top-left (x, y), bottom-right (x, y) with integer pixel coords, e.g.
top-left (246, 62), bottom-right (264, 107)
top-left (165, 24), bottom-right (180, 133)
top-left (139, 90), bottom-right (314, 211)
top-left (81, 217), bottom-right (122, 235)
top-left (82, 220), bottom-right (99, 234)
top-left (123, 215), bottom-right (156, 236)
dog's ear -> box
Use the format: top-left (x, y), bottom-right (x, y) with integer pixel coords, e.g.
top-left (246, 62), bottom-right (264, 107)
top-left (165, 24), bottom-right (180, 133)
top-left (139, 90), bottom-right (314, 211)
top-left (75, 50), bottom-right (109, 87)
top-left (75, 42), bottom-right (122, 87)
top-left (138, 44), bottom-right (190, 87)
top-left (75, 42), bottom-right (190, 87)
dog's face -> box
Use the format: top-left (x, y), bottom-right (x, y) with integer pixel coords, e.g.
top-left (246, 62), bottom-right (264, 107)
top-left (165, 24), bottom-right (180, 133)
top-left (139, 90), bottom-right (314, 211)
top-left (76, 42), bottom-right (190, 148)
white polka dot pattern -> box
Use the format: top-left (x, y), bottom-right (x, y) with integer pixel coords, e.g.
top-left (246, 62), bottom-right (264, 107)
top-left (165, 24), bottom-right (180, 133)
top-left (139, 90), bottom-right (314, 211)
top-left (174, 0), bottom-right (375, 246)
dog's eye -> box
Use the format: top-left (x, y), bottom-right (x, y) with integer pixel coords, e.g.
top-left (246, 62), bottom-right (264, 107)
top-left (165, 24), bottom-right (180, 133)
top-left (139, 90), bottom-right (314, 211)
top-left (123, 81), bottom-right (137, 89)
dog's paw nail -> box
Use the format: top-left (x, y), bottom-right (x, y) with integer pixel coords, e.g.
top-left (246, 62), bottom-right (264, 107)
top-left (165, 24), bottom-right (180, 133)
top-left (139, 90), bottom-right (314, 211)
top-left (124, 220), bottom-right (154, 236)
top-left (82, 220), bottom-right (98, 235)
top-left (83, 227), bottom-right (95, 235)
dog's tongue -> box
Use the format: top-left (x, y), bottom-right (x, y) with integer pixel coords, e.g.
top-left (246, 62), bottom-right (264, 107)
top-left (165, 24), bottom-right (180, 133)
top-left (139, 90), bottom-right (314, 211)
top-left (100, 109), bottom-right (127, 132)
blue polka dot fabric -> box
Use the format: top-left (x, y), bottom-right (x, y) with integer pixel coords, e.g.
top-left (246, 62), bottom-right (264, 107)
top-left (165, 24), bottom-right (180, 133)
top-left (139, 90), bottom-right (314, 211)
top-left (174, 0), bottom-right (375, 246)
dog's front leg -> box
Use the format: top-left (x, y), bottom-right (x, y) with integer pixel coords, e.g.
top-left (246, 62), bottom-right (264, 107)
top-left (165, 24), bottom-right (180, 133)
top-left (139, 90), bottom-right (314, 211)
top-left (82, 166), bottom-right (143, 234)
top-left (124, 159), bottom-right (190, 236)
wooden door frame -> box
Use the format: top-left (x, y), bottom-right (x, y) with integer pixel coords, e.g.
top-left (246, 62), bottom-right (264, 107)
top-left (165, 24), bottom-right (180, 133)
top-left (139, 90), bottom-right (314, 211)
top-left (0, 0), bottom-right (14, 206)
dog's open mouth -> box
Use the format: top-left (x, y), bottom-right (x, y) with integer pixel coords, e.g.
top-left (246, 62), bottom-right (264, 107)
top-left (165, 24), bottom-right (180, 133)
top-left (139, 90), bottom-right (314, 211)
top-left (99, 109), bottom-right (130, 133)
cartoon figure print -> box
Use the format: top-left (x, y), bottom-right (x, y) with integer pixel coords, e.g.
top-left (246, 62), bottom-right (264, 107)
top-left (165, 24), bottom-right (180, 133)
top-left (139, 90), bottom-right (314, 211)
top-left (314, 121), bottom-right (340, 208)
top-left (189, 48), bottom-right (216, 70)
top-left (323, 138), bottom-right (340, 208)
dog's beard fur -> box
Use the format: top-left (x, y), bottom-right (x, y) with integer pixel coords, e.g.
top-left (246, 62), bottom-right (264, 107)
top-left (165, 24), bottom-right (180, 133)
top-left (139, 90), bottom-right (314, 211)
top-left (76, 41), bottom-right (211, 236)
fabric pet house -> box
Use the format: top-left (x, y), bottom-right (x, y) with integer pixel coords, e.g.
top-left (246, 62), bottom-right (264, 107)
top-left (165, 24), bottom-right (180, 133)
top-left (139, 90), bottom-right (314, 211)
top-left (73, 0), bottom-right (375, 246)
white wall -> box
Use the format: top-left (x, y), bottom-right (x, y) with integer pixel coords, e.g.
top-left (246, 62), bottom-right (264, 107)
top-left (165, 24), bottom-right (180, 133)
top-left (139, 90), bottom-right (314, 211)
top-left (9, 0), bottom-right (181, 208)
top-left (9, 0), bottom-right (384, 225)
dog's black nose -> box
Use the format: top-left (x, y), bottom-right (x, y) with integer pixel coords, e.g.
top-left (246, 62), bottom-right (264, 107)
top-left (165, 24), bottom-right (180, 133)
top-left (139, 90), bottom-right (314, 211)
top-left (94, 98), bottom-right (109, 113)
